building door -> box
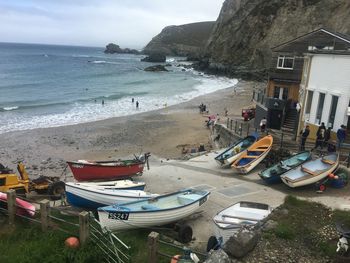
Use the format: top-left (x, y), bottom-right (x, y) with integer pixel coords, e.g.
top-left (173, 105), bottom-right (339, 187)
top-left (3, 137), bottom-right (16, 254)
top-left (273, 86), bottom-right (288, 100)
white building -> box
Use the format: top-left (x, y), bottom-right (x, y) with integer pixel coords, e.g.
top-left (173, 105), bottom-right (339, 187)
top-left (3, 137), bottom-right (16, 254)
top-left (301, 52), bottom-right (350, 138)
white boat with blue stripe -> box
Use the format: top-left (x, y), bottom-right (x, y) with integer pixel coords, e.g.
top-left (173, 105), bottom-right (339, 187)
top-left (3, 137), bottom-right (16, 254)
top-left (97, 188), bottom-right (210, 231)
top-left (66, 181), bottom-right (157, 209)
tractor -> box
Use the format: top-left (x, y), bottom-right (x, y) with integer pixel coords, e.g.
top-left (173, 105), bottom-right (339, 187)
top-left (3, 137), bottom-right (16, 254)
top-left (0, 162), bottom-right (65, 200)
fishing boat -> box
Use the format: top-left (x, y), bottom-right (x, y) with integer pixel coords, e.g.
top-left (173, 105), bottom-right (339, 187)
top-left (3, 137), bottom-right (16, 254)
top-left (65, 182), bottom-right (157, 209)
top-left (97, 188), bottom-right (210, 231)
top-left (77, 179), bottom-right (145, 190)
top-left (67, 153), bottom-right (150, 182)
top-left (215, 136), bottom-right (257, 167)
top-left (0, 192), bottom-right (35, 217)
top-left (259, 151), bottom-right (311, 184)
top-left (280, 153), bottom-right (339, 188)
top-left (207, 201), bottom-right (272, 250)
top-left (232, 135), bottom-right (273, 174)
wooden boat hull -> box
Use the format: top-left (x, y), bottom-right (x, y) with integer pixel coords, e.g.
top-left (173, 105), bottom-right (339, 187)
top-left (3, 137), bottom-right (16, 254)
top-left (213, 201), bottom-right (272, 244)
top-left (259, 151), bottom-right (311, 184)
top-left (215, 136), bottom-right (257, 167)
top-left (65, 182), bottom-right (156, 209)
top-left (232, 135), bottom-right (273, 174)
top-left (97, 189), bottom-right (210, 231)
top-left (280, 153), bottom-right (339, 188)
top-left (0, 192), bottom-right (35, 217)
top-left (67, 160), bottom-right (145, 182)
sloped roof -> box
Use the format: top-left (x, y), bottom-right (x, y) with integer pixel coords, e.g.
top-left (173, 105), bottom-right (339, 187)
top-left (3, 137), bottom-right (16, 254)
top-left (272, 28), bottom-right (350, 52)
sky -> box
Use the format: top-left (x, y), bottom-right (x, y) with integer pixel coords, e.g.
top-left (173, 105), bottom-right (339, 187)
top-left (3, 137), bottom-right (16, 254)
top-left (0, 0), bottom-right (224, 49)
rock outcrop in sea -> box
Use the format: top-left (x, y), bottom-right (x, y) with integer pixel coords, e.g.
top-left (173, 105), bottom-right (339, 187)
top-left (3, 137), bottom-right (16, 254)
top-left (141, 53), bottom-right (166, 63)
top-left (143, 21), bottom-right (215, 57)
top-left (144, 65), bottom-right (168, 72)
top-left (104, 43), bottom-right (140, 54)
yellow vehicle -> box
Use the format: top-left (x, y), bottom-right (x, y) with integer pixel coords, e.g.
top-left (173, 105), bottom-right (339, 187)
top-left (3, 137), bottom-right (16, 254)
top-left (0, 163), bottom-right (65, 200)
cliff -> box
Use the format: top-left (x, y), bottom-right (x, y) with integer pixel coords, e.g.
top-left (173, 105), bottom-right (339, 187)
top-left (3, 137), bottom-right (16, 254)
top-left (200, 0), bottom-right (350, 79)
top-left (143, 21), bottom-right (215, 57)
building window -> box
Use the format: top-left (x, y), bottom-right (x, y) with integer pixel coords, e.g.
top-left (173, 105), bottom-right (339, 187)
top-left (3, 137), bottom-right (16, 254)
top-left (316, 93), bottom-right (325, 124)
top-left (277, 56), bottom-right (294, 69)
top-left (328, 95), bottom-right (338, 128)
top-left (305, 90), bottom-right (313, 114)
top-left (273, 86), bottom-right (288, 100)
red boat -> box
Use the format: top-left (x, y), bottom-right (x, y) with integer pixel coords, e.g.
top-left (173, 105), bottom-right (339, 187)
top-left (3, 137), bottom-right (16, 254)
top-left (67, 154), bottom-right (150, 182)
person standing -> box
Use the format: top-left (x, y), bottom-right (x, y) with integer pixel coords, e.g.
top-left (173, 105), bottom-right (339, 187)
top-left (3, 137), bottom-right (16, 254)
top-left (315, 129), bottom-right (325, 150)
top-left (324, 127), bottom-right (332, 148)
top-left (260, 117), bottom-right (267, 132)
top-left (132, 98), bottom-right (134, 103)
top-left (316, 122), bottom-right (326, 137)
top-left (299, 125), bottom-right (310, 151)
top-left (102, 99), bottom-right (105, 106)
top-left (337, 125), bottom-right (347, 150)
top-left (136, 101), bottom-right (139, 109)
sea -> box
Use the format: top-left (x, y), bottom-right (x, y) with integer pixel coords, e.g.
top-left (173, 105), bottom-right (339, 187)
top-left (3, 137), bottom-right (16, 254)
top-left (0, 42), bottom-right (237, 134)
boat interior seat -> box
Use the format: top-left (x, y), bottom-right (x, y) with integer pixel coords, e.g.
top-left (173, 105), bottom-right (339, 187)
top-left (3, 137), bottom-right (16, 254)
top-left (177, 194), bottom-right (200, 205)
top-left (322, 159), bottom-right (335, 165)
top-left (141, 204), bottom-right (158, 210)
top-left (301, 166), bottom-right (317, 176)
top-left (256, 146), bottom-right (269, 149)
top-left (245, 155), bottom-right (259, 158)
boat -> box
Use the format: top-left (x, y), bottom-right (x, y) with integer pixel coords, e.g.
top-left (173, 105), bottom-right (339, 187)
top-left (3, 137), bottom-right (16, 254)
top-left (67, 153), bottom-right (150, 182)
top-left (77, 179), bottom-right (145, 190)
top-left (215, 136), bottom-right (257, 167)
top-left (0, 192), bottom-right (35, 217)
top-left (232, 135), bottom-right (273, 174)
top-left (97, 188), bottom-right (210, 231)
top-left (211, 201), bottom-right (272, 246)
top-left (65, 182), bottom-right (157, 209)
top-left (259, 151), bottom-right (311, 184)
top-left (280, 153), bottom-right (339, 188)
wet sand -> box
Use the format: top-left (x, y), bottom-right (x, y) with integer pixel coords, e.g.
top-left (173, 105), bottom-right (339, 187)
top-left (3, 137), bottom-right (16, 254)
top-left (0, 81), bottom-right (257, 178)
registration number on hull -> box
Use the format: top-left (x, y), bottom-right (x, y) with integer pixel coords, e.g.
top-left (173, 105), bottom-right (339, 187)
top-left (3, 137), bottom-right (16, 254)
top-left (108, 212), bottom-right (129, 221)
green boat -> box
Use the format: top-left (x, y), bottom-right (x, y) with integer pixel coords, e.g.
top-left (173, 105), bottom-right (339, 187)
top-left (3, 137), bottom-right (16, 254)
top-left (259, 151), bottom-right (311, 184)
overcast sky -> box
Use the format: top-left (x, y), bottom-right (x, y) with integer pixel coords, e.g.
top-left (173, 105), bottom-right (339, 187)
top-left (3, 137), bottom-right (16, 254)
top-left (0, 0), bottom-right (224, 48)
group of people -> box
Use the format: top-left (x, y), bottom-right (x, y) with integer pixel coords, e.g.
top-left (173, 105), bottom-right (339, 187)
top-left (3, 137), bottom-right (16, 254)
top-left (199, 103), bottom-right (208, 114)
top-left (131, 98), bottom-right (139, 109)
top-left (299, 122), bottom-right (347, 151)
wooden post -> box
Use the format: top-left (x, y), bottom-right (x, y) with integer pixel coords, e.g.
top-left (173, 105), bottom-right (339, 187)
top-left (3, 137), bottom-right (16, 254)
top-left (79, 211), bottom-right (90, 245)
top-left (234, 120), bottom-right (237, 133)
top-left (148, 231), bottom-right (159, 263)
top-left (40, 199), bottom-right (50, 232)
top-left (247, 123), bottom-right (250, 136)
top-left (280, 132), bottom-right (284, 149)
top-left (230, 120), bottom-right (233, 130)
top-left (226, 118), bottom-right (229, 128)
top-left (240, 123), bottom-right (243, 136)
top-left (7, 190), bottom-right (16, 225)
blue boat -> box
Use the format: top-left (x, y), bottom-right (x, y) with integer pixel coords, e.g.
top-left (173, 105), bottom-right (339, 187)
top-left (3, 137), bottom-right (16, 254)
top-left (215, 136), bottom-right (257, 167)
top-left (259, 151), bottom-right (311, 184)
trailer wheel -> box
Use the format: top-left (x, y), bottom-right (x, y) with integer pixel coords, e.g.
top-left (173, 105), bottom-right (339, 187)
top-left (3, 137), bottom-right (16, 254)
top-left (48, 181), bottom-right (66, 200)
top-left (177, 224), bottom-right (193, 243)
top-left (315, 182), bottom-right (326, 192)
top-left (207, 236), bottom-right (219, 252)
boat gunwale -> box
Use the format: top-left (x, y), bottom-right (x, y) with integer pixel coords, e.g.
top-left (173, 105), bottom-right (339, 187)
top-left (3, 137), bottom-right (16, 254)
top-left (214, 135), bottom-right (257, 161)
top-left (98, 189), bottom-right (210, 214)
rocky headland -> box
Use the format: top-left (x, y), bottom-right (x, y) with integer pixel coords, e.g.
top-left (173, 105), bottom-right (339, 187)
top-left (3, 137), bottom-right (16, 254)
top-left (104, 43), bottom-right (140, 54)
top-left (143, 21), bottom-right (215, 57)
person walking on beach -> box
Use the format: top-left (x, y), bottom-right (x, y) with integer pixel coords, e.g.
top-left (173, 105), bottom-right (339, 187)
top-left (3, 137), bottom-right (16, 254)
top-left (299, 125), bottom-right (310, 151)
top-left (132, 98), bottom-right (134, 103)
top-left (102, 99), bottom-right (105, 106)
top-left (337, 125), bottom-right (347, 150)
top-left (136, 101), bottom-right (139, 109)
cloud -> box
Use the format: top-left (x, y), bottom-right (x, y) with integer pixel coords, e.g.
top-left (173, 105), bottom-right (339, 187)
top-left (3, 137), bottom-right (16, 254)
top-left (0, 0), bottom-right (224, 48)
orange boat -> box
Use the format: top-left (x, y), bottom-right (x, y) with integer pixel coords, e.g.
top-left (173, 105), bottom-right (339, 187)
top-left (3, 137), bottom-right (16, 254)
top-left (232, 135), bottom-right (273, 174)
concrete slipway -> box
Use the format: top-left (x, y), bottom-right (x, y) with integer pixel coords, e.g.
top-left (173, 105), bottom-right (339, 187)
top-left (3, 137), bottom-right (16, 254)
top-left (140, 151), bottom-right (350, 248)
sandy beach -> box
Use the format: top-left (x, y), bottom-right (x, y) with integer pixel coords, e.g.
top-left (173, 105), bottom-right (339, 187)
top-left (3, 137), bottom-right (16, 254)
top-left (0, 80), bottom-right (257, 178)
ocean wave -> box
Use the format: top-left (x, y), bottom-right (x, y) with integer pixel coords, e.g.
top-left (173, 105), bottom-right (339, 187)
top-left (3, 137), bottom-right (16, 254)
top-left (88, 60), bottom-right (121, 65)
top-left (2, 106), bottom-right (19, 111)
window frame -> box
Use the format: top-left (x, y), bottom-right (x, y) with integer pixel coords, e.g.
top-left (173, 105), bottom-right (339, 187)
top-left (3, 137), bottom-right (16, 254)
top-left (277, 56), bottom-right (295, 70)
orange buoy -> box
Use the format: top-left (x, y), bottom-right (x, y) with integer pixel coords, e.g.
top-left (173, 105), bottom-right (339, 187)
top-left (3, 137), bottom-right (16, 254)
top-left (65, 237), bottom-right (80, 249)
top-left (329, 173), bottom-right (335, 179)
top-left (170, 255), bottom-right (180, 263)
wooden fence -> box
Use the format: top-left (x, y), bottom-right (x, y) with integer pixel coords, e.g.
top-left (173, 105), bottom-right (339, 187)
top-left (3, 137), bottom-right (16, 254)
top-left (147, 231), bottom-right (206, 263)
top-left (0, 190), bottom-right (130, 263)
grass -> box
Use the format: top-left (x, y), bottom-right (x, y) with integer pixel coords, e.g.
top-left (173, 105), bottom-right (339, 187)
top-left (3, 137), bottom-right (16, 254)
top-left (0, 212), bottom-right (192, 263)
